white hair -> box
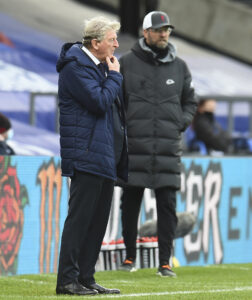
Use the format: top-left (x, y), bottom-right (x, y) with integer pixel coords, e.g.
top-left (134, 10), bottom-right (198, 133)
top-left (82, 16), bottom-right (120, 47)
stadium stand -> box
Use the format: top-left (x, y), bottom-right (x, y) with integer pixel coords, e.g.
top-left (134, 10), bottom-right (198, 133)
top-left (0, 0), bottom-right (252, 155)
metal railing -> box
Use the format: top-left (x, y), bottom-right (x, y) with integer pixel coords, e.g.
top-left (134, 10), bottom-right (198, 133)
top-left (205, 95), bottom-right (252, 138)
top-left (29, 92), bottom-right (59, 133)
top-left (29, 93), bottom-right (252, 137)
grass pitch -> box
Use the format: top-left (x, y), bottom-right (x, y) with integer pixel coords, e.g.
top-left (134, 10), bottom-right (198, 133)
top-left (0, 263), bottom-right (252, 299)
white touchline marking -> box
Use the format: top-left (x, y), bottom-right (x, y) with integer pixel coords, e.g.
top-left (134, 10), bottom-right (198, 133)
top-left (2, 278), bottom-right (47, 285)
top-left (1, 286), bottom-right (252, 299)
top-left (0, 297), bottom-right (59, 299)
top-left (92, 286), bottom-right (252, 298)
top-left (206, 265), bottom-right (251, 271)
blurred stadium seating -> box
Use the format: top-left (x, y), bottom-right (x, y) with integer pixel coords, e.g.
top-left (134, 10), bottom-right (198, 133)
top-left (0, 0), bottom-right (251, 155)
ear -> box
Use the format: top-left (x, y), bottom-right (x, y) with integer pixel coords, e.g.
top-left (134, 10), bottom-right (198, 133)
top-left (143, 29), bottom-right (148, 39)
top-left (91, 39), bottom-right (100, 50)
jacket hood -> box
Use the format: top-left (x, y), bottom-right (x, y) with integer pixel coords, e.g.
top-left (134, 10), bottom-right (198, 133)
top-left (56, 42), bottom-right (93, 72)
top-left (132, 37), bottom-right (176, 64)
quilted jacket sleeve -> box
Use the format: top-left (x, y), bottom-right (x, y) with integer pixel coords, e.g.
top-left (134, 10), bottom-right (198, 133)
top-left (60, 61), bottom-right (123, 115)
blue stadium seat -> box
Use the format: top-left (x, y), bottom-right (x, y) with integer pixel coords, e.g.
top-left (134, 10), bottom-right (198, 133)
top-left (184, 126), bottom-right (208, 155)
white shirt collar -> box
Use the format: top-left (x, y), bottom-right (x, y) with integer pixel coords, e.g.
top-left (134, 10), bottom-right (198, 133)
top-left (81, 45), bottom-right (100, 65)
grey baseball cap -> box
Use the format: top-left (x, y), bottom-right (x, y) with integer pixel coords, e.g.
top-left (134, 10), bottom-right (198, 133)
top-left (143, 11), bottom-right (175, 30)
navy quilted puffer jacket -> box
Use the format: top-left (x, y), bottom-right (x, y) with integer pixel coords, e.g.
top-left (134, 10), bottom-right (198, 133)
top-left (56, 42), bottom-right (128, 181)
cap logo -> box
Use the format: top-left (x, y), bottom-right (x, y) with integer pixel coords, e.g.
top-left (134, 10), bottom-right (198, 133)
top-left (161, 15), bottom-right (165, 22)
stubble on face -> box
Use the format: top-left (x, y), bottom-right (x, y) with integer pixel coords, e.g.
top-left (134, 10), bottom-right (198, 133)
top-left (144, 30), bottom-right (169, 50)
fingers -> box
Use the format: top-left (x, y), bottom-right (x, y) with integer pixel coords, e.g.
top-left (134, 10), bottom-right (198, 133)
top-left (106, 56), bottom-right (120, 72)
top-left (105, 56), bottom-right (112, 66)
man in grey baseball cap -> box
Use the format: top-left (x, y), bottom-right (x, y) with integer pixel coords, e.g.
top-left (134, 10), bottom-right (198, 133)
top-left (118, 11), bottom-right (197, 277)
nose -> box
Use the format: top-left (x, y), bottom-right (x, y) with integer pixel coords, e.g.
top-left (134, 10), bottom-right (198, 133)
top-left (160, 31), bottom-right (167, 37)
top-left (114, 39), bottom-right (119, 48)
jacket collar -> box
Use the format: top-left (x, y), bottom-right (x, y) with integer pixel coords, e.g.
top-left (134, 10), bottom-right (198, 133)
top-left (81, 45), bottom-right (100, 66)
top-left (133, 37), bottom-right (177, 64)
top-left (56, 42), bottom-right (98, 72)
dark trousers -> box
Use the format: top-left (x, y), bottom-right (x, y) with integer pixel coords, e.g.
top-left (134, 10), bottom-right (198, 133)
top-left (121, 186), bottom-right (177, 265)
top-left (57, 170), bottom-right (114, 286)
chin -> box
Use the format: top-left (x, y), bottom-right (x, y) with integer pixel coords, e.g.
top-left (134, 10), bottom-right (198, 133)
top-left (157, 43), bottom-right (168, 49)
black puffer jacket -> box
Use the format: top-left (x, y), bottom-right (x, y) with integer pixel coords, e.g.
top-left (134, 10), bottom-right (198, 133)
top-left (120, 38), bottom-right (197, 189)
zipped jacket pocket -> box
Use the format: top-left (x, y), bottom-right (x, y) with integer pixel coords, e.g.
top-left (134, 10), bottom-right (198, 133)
top-left (86, 119), bottom-right (97, 152)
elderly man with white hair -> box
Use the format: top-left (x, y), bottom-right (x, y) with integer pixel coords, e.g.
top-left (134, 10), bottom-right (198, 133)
top-left (56, 16), bottom-right (128, 296)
